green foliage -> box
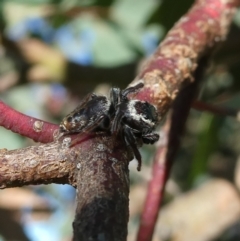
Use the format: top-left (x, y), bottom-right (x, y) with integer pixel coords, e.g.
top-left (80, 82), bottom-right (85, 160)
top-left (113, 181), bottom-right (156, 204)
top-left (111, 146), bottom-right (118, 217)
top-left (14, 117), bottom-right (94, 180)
top-left (3, 0), bottom-right (59, 5)
top-left (188, 114), bottom-right (223, 186)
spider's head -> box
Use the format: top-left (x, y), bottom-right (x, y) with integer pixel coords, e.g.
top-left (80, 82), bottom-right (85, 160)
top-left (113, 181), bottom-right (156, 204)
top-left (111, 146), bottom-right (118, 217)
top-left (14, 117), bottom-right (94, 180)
top-left (126, 100), bottom-right (159, 129)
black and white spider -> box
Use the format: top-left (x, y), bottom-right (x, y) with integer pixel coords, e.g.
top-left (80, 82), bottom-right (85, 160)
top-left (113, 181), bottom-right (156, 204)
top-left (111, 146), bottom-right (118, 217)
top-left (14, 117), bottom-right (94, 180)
top-left (59, 82), bottom-right (159, 171)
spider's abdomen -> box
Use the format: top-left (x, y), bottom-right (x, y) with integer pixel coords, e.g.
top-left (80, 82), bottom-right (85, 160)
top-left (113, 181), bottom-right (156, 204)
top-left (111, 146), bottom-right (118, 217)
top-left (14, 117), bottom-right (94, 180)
top-left (60, 95), bottom-right (110, 134)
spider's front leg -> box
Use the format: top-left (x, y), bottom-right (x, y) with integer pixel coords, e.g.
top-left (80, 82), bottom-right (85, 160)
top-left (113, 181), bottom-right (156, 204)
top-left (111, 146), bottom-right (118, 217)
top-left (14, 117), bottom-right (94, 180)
top-left (110, 87), bottom-right (121, 110)
top-left (142, 131), bottom-right (159, 145)
top-left (111, 110), bottom-right (123, 135)
top-left (121, 81), bottom-right (144, 99)
top-left (123, 125), bottom-right (142, 171)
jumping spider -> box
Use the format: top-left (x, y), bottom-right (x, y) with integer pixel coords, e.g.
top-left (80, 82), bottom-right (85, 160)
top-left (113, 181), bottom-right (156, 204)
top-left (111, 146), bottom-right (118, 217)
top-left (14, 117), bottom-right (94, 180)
top-left (59, 82), bottom-right (159, 171)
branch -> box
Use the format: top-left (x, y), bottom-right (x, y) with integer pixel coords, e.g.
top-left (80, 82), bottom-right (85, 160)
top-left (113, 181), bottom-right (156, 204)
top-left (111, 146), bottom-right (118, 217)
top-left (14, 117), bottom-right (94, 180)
top-left (0, 101), bottom-right (57, 143)
top-left (192, 100), bottom-right (240, 118)
top-left (0, 133), bottom-right (131, 240)
top-left (136, 115), bottom-right (171, 241)
top-left (0, 0), bottom-right (239, 240)
top-left (136, 52), bottom-right (210, 241)
top-left (134, 0), bottom-right (240, 236)
top-left (73, 135), bottom-right (131, 241)
top-left (0, 141), bottom-right (75, 189)
top-left (132, 0), bottom-right (239, 115)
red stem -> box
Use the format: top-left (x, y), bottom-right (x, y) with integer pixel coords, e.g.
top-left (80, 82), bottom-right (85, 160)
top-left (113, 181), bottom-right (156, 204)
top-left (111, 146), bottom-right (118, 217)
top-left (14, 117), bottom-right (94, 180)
top-left (0, 100), bottom-right (58, 143)
top-left (136, 52), bottom-right (210, 241)
top-left (192, 100), bottom-right (238, 117)
top-left (133, 0), bottom-right (240, 117)
top-left (136, 120), bottom-right (170, 241)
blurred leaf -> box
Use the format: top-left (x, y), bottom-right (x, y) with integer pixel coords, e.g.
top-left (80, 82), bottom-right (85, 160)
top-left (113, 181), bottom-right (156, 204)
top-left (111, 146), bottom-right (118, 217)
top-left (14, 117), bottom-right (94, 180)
top-left (3, 84), bottom-right (47, 119)
top-left (4, 0), bottom-right (57, 4)
top-left (0, 1), bottom-right (5, 30)
top-left (50, 14), bottom-right (69, 28)
top-left (93, 0), bottom-right (114, 7)
top-left (0, 127), bottom-right (24, 150)
top-left (60, 0), bottom-right (114, 8)
top-left (3, 2), bottom-right (52, 28)
top-left (91, 0), bottom-right (163, 66)
top-left (111, 0), bottom-right (160, 29)
top-left (233, 8), bottom-right (240, 27)
top-left (54, 14), bottom-right (145, 66)
top-left (188, 114), bottom-right (223, 186)
top-left (197, 25), bottom-right (240, 101)
top-left (60, 0), bottom-right (96, 8)
top-left (92, 19), bottom-right (140, 66)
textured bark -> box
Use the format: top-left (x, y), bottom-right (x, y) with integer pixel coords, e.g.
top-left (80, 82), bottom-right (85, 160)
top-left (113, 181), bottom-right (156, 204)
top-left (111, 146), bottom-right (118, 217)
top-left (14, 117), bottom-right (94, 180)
top-left (0, 0), bottom-right (239, 240)
top-left (0, 134), bottom-right (131, 240)
top-left (132, 0), bottom-right (239, 119)
top-left (73, 135), bottom-right (130, 241)
top-left (0, 140), bottom-right (76, 188)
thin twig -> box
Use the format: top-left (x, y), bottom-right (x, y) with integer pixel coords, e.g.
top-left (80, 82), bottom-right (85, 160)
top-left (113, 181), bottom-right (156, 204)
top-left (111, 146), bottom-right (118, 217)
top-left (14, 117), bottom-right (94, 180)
top-left (192, 100), bottom-right (240, 118)
top-left (137, 54), bottom-right (211, 241)
top-left (136, 115), bottom-right (171, 241)
top-left (0, 101), bottom-right (58, 143)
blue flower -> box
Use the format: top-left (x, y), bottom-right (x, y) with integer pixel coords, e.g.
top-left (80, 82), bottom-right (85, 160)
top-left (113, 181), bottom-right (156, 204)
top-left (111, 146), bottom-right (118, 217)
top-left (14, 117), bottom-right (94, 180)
top-left (54, 25), bottom-right (95, 65)
top-left (7, 17), bottom-right (54, 43)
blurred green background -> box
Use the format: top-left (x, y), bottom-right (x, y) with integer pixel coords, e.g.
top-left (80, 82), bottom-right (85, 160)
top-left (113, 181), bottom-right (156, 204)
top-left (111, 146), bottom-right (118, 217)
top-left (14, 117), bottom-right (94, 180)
top-left (1, 0), bottom-right (240, 240)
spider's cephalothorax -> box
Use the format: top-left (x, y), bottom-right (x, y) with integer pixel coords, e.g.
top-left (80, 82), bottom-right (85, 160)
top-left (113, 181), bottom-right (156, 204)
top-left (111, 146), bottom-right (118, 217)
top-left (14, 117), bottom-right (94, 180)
top-left (59, 82), bottom-right (159, 171)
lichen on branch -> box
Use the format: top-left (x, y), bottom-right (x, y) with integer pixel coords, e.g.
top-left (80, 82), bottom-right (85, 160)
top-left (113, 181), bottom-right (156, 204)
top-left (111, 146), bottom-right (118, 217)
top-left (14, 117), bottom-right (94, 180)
top-left (133, 0), bottom-right (239, 119)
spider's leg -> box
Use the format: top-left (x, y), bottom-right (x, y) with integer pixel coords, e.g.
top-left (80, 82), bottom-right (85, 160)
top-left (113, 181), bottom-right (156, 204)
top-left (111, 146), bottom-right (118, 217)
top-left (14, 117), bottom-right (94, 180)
top-left (123, 125), bottom-right (142, 171)
top-left (111, 110), bottom-right (123, 135)
top-left (142, 130), bottom-right (159, 144)
top-left (121, 82), bottom-right (144, 99)
top-left (69, 114), bottom-right (108, 146)
top-left (110, 87), bottom-right (121, 110)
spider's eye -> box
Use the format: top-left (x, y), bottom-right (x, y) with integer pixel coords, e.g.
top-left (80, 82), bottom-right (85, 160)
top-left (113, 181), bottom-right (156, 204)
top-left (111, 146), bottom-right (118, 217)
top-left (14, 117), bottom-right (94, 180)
top-left (147, 104), bottom-right (158, 121)
top-left (134, 101), bottom-right (158, 122)
top-left (67, 116), bottom-right (73, 122)
top-left (133, 101), bottom-right (144, 114)
top-left (73, 112), bottom-right (81, 119)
